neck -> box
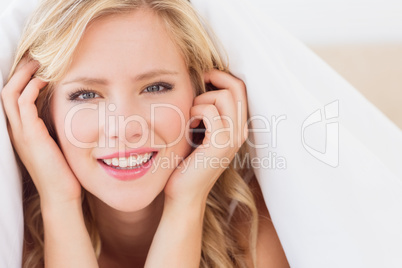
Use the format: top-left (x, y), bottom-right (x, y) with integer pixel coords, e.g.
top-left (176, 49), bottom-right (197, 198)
top-left (87, 192), bottom-right (165, 266)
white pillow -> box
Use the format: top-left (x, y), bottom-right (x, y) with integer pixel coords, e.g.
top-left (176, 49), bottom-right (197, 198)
top-left (0, 0), bottom-right (38, 267)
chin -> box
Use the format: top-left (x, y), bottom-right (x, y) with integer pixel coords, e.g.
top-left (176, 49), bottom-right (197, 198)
top-left (108, 198), bottom-right (156, 213)
top-left (89, 188), bottom-right (164, 213)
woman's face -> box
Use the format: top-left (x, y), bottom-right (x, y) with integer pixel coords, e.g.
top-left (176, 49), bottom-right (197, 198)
top-left (51, 9), bottom-right (195, 212)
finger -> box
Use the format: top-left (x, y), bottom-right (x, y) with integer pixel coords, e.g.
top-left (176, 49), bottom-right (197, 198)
top-left (190, 104), bottom-right (230, 154)
top-left (6, 120), bottom-right (15, 146)
top-left (203, 70), bottom-right (247, 104)
top-left (5, 60), bottom-right (39, 94)
top-left (193, 89), bottom-right (236, 129)
top-left (204, 70), bottom-right (248, 144)
top-left (193, 89), bottom-right (235, 114)
top-left (1, 60), bottom-right (39, 130)
top-left (18, 78), bottom-right (48, 127)
top-left (14, 56), bottom-right (32, 73)
top-left (189, 115), bottom-right (203, 129)
top-left (203, 70), bottom-right (248, 129)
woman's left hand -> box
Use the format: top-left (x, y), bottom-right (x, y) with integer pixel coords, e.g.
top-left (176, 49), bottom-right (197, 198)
top-left (163, 69), bottom-right (248, 209)
top-left (146, 70), bottom-right (248, 267)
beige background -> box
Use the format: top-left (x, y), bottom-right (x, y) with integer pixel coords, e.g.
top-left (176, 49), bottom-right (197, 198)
top-left (311, 44), bottom-right (402, 129)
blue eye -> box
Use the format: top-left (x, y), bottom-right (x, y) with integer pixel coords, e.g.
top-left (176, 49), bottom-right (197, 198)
top-left (144, 82), bottom-right (173, 94)
top-left (79, 92), bottom-right (98, 99)
top-left (68, 89), bottom-right (100, 101)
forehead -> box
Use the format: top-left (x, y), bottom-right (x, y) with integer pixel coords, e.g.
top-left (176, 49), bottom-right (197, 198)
top-left (63, 9), bottom-right (187, 81)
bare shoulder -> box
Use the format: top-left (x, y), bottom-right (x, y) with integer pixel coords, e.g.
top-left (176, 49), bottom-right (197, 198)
top-left (231, 176), bottom-right (290, 268)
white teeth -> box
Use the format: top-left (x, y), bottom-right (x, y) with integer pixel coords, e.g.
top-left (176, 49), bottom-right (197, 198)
top-left (128, 157), bottom-right (136, 166)
top-left (102, 152), bottom-right (154, 168)
top-left (119, 158), bottom-right (128, 168)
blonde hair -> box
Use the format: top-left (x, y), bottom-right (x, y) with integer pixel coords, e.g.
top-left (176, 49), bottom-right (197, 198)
top-left (10, 0), bottom-right (259, 267)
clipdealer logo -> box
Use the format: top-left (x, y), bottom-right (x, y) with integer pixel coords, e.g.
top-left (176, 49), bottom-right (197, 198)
top-left (301, 100), bottom-right (339, 167)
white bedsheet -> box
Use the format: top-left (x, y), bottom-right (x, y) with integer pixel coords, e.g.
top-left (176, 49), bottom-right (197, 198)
top-left (191, 0), bottom-right (402, 267)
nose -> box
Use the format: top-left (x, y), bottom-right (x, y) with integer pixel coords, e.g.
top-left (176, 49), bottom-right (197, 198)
top-left (103, 101), bottom-right (149, 148)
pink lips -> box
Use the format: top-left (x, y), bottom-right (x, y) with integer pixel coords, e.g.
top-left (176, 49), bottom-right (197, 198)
top-left (98, 148), bottom-right (158, 181)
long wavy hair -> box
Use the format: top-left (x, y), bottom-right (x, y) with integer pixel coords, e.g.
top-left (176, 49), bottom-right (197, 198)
top-left (9, 0), bottom-right (259, 267)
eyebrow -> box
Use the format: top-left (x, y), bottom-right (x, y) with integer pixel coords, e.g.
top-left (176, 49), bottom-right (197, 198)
top-left (61, 69), bottom-right (179, 86)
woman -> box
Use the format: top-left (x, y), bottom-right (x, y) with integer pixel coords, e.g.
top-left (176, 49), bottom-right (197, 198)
top-left (1, 0), bottom-right (288, 267)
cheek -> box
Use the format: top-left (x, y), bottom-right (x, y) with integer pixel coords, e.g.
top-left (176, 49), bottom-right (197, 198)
top-left (71, 108), bottom-right (100, 143)
top-left (54, 104), bottom-right (100, 146)
top-left (152, 103), bottom-right (190, 144)
top-left (51, 103), bottom-right (100, 179)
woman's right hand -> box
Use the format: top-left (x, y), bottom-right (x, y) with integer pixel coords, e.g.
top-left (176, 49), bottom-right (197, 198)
top-left (1, 58), bottom-right (82, 207)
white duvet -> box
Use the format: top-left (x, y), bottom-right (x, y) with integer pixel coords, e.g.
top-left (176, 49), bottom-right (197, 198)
top-left (1, 0), bottom-right (402, 267)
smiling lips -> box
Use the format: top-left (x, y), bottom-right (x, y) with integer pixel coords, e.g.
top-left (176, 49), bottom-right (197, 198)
top-left (98, 149), bottom-right (158, 181)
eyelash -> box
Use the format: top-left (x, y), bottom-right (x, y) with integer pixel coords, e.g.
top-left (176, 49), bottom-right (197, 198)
top-left (67, 82), bottom-right (174, 101)
top-left (143, 82), bottom-right (174, 94)
top-left (68, 89), bottom-right (100, 101)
